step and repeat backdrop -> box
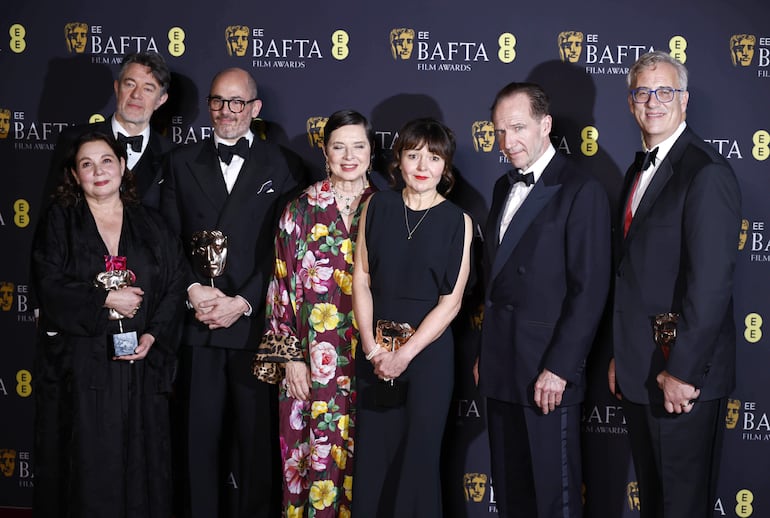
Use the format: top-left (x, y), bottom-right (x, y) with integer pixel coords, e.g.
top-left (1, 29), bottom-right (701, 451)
top-left (1, 1), bottom-right (768, 516)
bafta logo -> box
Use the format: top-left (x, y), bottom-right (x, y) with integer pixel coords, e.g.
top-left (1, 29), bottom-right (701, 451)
top-left (627, 481), bottom-right (641, 511)
top-left (390, 28), bottom-right (415, 60)
top-left (191, 230), bottom-right (228, 283)
top-left (306, 116), bottom-right (328, 149)
top-left (225, 25), bottom-right (250, 57)
top-left (730, 34), bottom-right (756, 66)
top-left (558, 31), bottom-right (584, 63)
top-left (0, 281), bottom-right (13, 311)
top-left (64, 22), bottom-right (88, 53)
top-left (726, 398), bottom-right (741, 430)
top-left (738, 219), bottom-right (749, 250)
top-left (0, 109), bottom-right (10, 140)
top-left (472, 120), bottom-right (495, 152)
top-left (0, 449), bottom-right (16, 478)
top-left (463, 472), bottom-right (488, 503)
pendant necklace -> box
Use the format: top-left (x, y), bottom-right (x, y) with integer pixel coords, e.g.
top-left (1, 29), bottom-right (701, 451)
top-left (403, 190), bottom-right (438, 240)
top-left (330, 177), bottom-right (368, 216)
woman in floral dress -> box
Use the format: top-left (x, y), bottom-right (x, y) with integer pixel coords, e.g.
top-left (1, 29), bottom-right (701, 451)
top-left (264, 110), bottom-right (374, 517)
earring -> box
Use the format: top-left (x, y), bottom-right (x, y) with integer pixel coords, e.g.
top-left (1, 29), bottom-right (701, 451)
top-left (325, 162), bottom-right (330, 176)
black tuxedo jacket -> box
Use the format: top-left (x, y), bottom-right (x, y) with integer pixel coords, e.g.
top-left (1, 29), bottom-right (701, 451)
top-left (43, 116), bottom-right (174, 210)
top-left (479, 152), bottom-right (611, 406)
top-left (613, 126), bottom-right (741, 404)
top-left (161, 137), bottom-right (305, 350)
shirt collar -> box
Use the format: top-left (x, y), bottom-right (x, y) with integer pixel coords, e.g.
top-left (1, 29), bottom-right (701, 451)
top-left (643, 121), bottom-right (687, 167)
top-left (111, 117), bottom-right (150, 153)
top-left (522, 143), bottom-right (556, 184)
top-left (214, 131), bottom-right (254, 148)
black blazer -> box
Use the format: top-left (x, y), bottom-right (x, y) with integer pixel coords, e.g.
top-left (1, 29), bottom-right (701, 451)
top-left (479, 152), bottom-right (611, 406)
top-left (42, 116), bottom-right (175, 210)
top-left (161, 137), bottom-right (305, 350)
top-left (612, 126), bottom-right (741, 404)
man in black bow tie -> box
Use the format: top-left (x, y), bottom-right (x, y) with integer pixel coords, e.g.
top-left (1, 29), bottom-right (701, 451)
top-left (43, 51), bottom-right (173, 209)
top-left (161, 67), bottom-right (306, 518)
top-left (475, 81), bottom-right (611, 518)
top-left (610, 51), bottom-right (741, 518)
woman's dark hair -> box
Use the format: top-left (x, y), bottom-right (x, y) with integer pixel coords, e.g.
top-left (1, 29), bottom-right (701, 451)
top-left (55, 130), bottom-right (138, 207)
top-left (389, 117), bottom-right (456, 194)
top-left (323, 109), bottom-right (375, 151)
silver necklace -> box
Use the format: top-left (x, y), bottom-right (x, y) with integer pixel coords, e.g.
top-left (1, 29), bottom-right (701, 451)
top-left (403, 191), bottom-right (438, 240)
top-left (330, 178), bottom-right (367, 216)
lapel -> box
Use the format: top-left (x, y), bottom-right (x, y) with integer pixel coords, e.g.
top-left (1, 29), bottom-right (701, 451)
top-left (488, 154), bottom-right (564, 286)
top-left (189, 139), bottom-right (229, 211)
top-left (217, 138), bottom-right (274, 229)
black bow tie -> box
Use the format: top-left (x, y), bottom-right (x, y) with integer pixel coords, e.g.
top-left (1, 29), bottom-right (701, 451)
top-left (507, 170), bottom-right (535, 187)
top-left (117, 133), bottom-right (143, 153)
top-left (636, 147), bottom-right (658, 172)
top-left (218, 137), bottom-right (250, 165)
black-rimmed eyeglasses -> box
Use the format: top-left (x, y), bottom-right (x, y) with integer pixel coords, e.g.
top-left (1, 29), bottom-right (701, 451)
top-left (206, 96), bottom-right (258, 113)
top-left (629, 87), bottom-right (684, 104)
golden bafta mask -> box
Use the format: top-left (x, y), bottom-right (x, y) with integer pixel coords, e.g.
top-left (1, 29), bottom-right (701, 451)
top-left (463, 472), bottom-right (487, 503)
top-left (390, 28), bottom-right (415, 60)
top-left (306, 116), bottom-right (328, 149)
top-left (730, 34), bottom-right (756, 66)
top-left (225, 25), bottom-right (250, 57)
top-left (472, 121), bottom-right (495, 152)
top-left (0, 449), bottom-right (16, 478)
top-left (558, 31), bottom-right (584, 63)
top-left (64, 22), bottom-right (88, 54)
top-left (726, 398), bottom-right (741, 429)
top-left (191, 230), bottom-right (228, 280)
top-left (0, 281), bottom-right (13, 311)
top-left (0, 109), bottom-right (10, 139)
top-left (738, 219), bottom-right (749, 250)
top-left (626, 481), bottom-right (641, 511)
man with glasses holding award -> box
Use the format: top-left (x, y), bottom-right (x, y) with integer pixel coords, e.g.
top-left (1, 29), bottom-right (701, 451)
top-left (609, 51), bottom-right (741, 518)
top-left (162, 67), bottom-right (306, 518)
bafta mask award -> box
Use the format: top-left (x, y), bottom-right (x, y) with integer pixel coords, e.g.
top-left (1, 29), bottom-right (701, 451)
top-left (191, 230), bottom-right (228, 286)
top-left (652, 312), bottom-right (679, 361)
top-left (95, 255), bottom-right (138, 357)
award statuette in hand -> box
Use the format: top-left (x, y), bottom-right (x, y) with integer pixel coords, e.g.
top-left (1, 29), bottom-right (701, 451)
top-left (95, 255), bottom-right (138, 357)
top-left (191, 230), bottom-right (228, 287)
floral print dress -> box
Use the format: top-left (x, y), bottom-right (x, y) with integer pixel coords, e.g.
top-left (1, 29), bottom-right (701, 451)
top-left (266, 179), bottom-right (373, 518)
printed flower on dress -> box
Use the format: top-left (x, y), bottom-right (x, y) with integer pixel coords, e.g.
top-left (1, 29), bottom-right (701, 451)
top-left (337, 414), bottom-right (350, 440)
top-left (267, 279), bottom-right (289, 319)
top-left (310, 223), bottom-right (329, 241)
top-left (300, 251), bottom-right (333, 294)
top-left (279, 205), bottom-right (297, 236)
top-left (333, 269), bottom-right (352, 295)
top-left (309, 430), bottom-right (332, 471)
top-left (310, 340), bottom-right (338, 385)
top-left (307, 181), bottom-right (335, 209)
top-left (311, 400), bottom-right (328, 419)
top-left (275, 258), bottom-right (287, 279)
top-left (290, 399), bottom-right (309, 431)
top-left (339, 504), bottom-right (351, 518)
top-left (309, 479), bottom-right (337, 510)
top-left (340, 238), bottom-right (354, 265)
top-left (331, 444), bottom-right (347, 470)
top-left (344, 475), bottom-right (353, 501)
top-left (286, 504), bottom-right (304, 518)
top-left (284, 443), bottom-right (310, 494)
top-left (336, 375), bottom-right (351, 396)
top-left (309, 304), bottom-right (340, 334)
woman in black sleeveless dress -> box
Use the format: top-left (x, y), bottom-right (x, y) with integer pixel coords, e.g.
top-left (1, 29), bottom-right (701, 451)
top-left (352, 118), bottom-right (473, 517)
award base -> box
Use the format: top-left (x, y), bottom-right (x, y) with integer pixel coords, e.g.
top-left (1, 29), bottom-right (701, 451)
top-left (113, 331), bottom-right (138, 357)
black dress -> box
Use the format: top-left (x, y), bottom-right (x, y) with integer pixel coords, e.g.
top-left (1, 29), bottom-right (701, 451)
top-left (31, 201), bottom-right (187, 518)
top-left (353, 190), bottom-right (465, 518)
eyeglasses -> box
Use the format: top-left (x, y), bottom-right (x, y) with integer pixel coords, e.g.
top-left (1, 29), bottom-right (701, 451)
top-left (206, 96), bottom-right (258, 113)
top-left (629, 87), bottom-right (684, 104)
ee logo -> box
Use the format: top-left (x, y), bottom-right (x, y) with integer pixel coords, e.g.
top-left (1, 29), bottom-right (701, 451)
top-left (16, 370), bottom-right (32, 398)
top-left (752, 130), bottom-right (768, 161)
top-left (10, 24), bottom-right (26, 53)
top-left (744, 313), bottom-right (762, 343)
top-left (14, 199), bottom-right (30, 228)
top-left (498, 33), bottom-right (516, 63)
top-left (331, 30), bottom-right (349, 60)
top-left (581, 126), bottom-right (599, 157)
top-left (669, 35), bottom-right (687, 64)
top-left (168, 27), bottom-right (185, 57)
top-left (735, 489), bottom-right (753, 517)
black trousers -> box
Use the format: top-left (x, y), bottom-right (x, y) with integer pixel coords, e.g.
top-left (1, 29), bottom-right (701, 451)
top-left (176, 346), bottom-right (279, 518)
top-left (622, 397), bottom-right (725, 518)
top-left (486, 398), bottom-right (583, 518)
